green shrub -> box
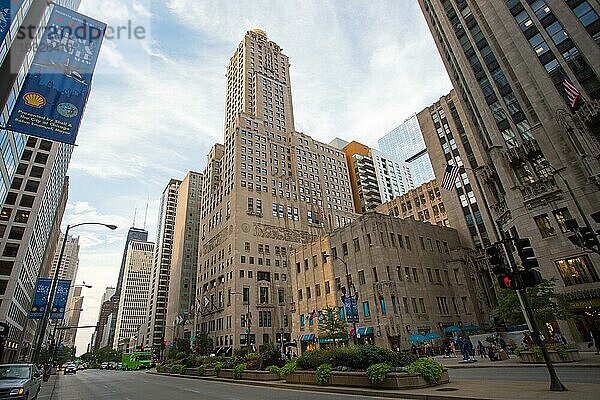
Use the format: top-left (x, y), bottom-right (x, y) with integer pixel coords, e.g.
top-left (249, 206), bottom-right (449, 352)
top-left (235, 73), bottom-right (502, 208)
top-left (267, 365), bottom-right (281, 375)
top-left (393, 351), bottom-right (417, 367)
top-left (155, 363), bottom-right (163, 372)
top-left (328, 346), bottom-right (357, 369)
top-left (355, 345), bottom-right (396, 368)
top-left (196, 365), bottom-right (206, 375)
top-left (222, 358), bottom-right (236, 369)
top-left (296, 349), bottom-right (330, 370)
top-left (407, 359), bottom-right (444, 384)
top-left (213, 362), bottom-right (224, 373)
top-left (234, 347), bottom-right (250, 361)
top-left (171, 364), bottom-right (186, 374)
top-left (233, 363), bottom-right (246, 379)
top-left (280, 361), bottom-right (297, 377)
top-left (315, 363), bottom-right (332, 385)
top-left (513, 346), bottom-right (526, 357)
top-left (162, 364), bottom-right (172, 373)
top-left (531, 346), bottom-right (543, 359)
top-left (260, 343), bottom-right (283, 369)
top-left (366, 363), bottom-right (392, 386)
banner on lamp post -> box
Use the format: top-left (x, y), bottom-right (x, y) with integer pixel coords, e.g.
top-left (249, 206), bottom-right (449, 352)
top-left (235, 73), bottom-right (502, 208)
top-left (5, 4), bottom-right (106, 145)
top-left (0, 1), bottom-right (26, 46)
top-left (28, 278), bottom-right (52, 319)
top-left (49, 279), bottom-right (71, 320)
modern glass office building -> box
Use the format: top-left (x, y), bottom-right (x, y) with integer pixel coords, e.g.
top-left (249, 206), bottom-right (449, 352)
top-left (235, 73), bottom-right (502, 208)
top-left (378, 114), bottom-right (436, 187)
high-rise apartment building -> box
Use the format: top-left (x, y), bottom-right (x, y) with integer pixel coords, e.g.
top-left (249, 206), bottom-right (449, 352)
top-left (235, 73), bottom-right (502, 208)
top-left (90, 286), bottom-right (115, 351)
top-left (418, 0), bottom-right (600, 341)
top-left (145, 179), bottom-right (180, 355)
top-left (47, 233), bottom-right (80, 281)
top-left (107, 226), bottom-right (148, 347)
top-left (114, 241), bottom-right (154, 350)
top-left (337, 140), bottom-right (413, 213)
top-left (62, 285), bottom-right (83, 348)
top-left (379, 114), bottom-right (436, 186)
top-left (195, 29), bottom-right (356, 353)
top-left (166, 172), bottom-right (202, 344)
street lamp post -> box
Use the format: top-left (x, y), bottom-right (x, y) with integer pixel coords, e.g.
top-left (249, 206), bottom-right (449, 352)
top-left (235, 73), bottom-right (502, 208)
top-left (324, 254), bottom-right (358, 346)
top-left (32, 222), bottom-right (117, 363)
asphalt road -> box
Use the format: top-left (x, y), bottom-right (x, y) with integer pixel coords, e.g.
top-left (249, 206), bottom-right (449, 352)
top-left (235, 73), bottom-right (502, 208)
top-left (38, 369), bottom-right (392, 400)
top-left (448, 367), bottom-right (600, 384)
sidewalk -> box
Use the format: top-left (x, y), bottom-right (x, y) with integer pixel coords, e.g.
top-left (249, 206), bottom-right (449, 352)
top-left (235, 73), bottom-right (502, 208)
top-left (37, 374), bottom-right (58, 400)
top-left (148, 371), bottom-right (600, 400)
top-left (433, 351), bottom-right (600, 369)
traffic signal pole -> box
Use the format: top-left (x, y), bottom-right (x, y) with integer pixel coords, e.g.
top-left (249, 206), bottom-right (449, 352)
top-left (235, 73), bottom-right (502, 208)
top-left (475, 172), bottom-right (565, 391)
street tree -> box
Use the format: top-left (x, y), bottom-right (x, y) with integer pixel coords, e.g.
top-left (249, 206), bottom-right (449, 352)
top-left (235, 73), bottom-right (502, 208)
top-left (497, 278), bottom-right (570, 330)
top-left (317, 306), bottom-right (349, 345)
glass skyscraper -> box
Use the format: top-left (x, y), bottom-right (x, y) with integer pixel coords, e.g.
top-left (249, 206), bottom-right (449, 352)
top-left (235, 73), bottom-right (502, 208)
top-left (378, 114), bottom-right (436, 186)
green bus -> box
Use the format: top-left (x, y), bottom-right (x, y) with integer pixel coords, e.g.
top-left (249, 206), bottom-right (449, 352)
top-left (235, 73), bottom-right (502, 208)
top-left (122, 351), bottom-right (152, 370)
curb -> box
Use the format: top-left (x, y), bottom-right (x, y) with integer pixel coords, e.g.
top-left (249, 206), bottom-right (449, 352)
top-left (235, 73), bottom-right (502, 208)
top-left (146, 371), bottom-right (490, 400)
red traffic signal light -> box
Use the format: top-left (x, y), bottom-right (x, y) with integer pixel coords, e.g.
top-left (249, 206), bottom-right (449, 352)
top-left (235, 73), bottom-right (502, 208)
top-left (497, 273), bottom-right (518, 290)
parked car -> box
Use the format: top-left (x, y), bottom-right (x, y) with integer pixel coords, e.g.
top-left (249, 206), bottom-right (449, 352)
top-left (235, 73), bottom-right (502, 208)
top-left (64, 364), bottom-right (77, 375)
top-left (0, 364), bottom-right (42, 399)
top-left (100, 362), bottom-right (109, 370)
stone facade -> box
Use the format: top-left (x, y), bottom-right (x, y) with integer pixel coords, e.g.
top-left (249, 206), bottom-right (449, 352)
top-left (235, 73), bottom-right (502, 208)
top-left (290, 212), bottom-right (487, 352)
top-left (376, 180), bottom-right (449, 227)
top-left (194, 30), bottom-right (356, 352)
top-left (418, 0), bottom-right (600, 342)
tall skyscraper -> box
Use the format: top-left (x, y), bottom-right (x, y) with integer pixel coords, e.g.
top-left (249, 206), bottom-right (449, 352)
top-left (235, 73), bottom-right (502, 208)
top-left (0, 0), bottom-right (87, 362)
top-left (336, 140), bottom-right (413, 213)
top-left (418, 0), bottom-right (600, 342)
top-left (91, 287), bottom-right (116, 351)
top-left (114, 241), bottom-right (154, 350)
top-left (166, 171), bottom-right (202, 344)
top-left (145, 179), bottom-right (180, 355)
top-left (379, 114), bottom-right (436, 186)
top-left (47, 233), bottom-right (80, 281)
top-left (62, 285), bottom-right (83, 348)
top-left (195, 29), bottom-right (355, 353)
top-left (107, 226), bottom-right (148, 347)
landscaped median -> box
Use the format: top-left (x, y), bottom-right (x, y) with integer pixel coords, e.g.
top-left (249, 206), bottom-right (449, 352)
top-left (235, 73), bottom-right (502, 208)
top-left (154, 344), bottom-right (449, 390)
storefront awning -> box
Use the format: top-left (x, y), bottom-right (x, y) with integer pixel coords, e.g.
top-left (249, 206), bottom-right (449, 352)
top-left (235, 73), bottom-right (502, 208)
top-left (357, 327), bottom-right (373, 336)
top-left (318, 337), bottom-right (349, 344)
top-left (301, 333), bottom-right (315, 341)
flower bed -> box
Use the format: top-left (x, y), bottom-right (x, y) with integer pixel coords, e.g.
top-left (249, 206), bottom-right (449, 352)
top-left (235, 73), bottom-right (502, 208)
top-left (284, 369), bottom-right (449, 389)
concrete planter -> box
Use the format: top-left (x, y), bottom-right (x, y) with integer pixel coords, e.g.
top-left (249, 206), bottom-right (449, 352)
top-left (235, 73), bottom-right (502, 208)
top-left (184, 368), bottom-right (201, 376)
top-left (518, 349), bottom-right (581, 363)
top-left (285, 370), bottom-right (449, 389)
top-left (217, 369), bottom-right (234, 379)
top-left (216, 369), bottom-right (280, 381)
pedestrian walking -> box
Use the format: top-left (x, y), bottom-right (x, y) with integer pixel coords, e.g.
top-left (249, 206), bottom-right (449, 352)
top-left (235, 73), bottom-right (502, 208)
top-left (477, 340), bottom-right (485, 358)
top-left (450, 340), bottom-right (457, 358)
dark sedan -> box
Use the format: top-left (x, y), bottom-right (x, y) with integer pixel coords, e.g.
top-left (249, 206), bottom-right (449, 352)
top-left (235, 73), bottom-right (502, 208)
top-left (0, 364), bottom-right (41, 400)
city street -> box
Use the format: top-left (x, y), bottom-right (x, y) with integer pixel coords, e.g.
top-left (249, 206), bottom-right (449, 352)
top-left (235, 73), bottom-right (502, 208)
top-left (37, 367), bottom-right (600, 400)
top-left (37, 370), bottom-right (390, 400)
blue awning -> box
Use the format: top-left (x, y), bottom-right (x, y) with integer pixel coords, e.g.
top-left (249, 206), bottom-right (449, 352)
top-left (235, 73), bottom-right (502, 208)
top-left (357, 327), bottom-right (373, 336)
top-left (301, 333), bottom-right (315, 341)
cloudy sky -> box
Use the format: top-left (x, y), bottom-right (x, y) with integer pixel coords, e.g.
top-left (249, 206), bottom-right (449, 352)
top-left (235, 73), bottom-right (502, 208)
top-left (67, 0), bottom-right (452, 353)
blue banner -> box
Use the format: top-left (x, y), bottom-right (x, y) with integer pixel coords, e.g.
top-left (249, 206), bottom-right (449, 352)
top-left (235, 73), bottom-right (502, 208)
top-left (343, 297), bottom-right (359, 323)
top-left (0, 0), bottom-right (25, 46)
top-left (49, 279), bottom-right (71, 320)
top-left (29, 278), bottom-right (52, 320)
top-left (6, 5), bottom-right (106, 144)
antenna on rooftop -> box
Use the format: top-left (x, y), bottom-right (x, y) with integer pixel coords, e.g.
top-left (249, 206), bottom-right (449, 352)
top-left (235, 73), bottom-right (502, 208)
top-left (133, 208), bottom-right (137, 228)
top-left (143, 199), bottom-right (149, 230)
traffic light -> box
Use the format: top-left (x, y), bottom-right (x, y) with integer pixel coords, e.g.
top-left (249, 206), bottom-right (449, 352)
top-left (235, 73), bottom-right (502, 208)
top-left (514, 238), bottom-right (539, 270)
top-left (497, 272), bottom-right (518, 290)
top-left (485, 245), bottom-right (505, 275)
top-left (521, 269), bottom-right (543, 288)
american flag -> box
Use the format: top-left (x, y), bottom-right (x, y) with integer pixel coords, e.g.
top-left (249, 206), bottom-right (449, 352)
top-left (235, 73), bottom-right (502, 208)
top-left (563, 79), bottom-right (581, 109)
top-left (440, 164), bottom-right (463, 191)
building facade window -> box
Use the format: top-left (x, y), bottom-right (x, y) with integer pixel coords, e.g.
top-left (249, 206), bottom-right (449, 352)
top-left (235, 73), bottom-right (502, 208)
top-left (555, 256), bottom-right (599, 286)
